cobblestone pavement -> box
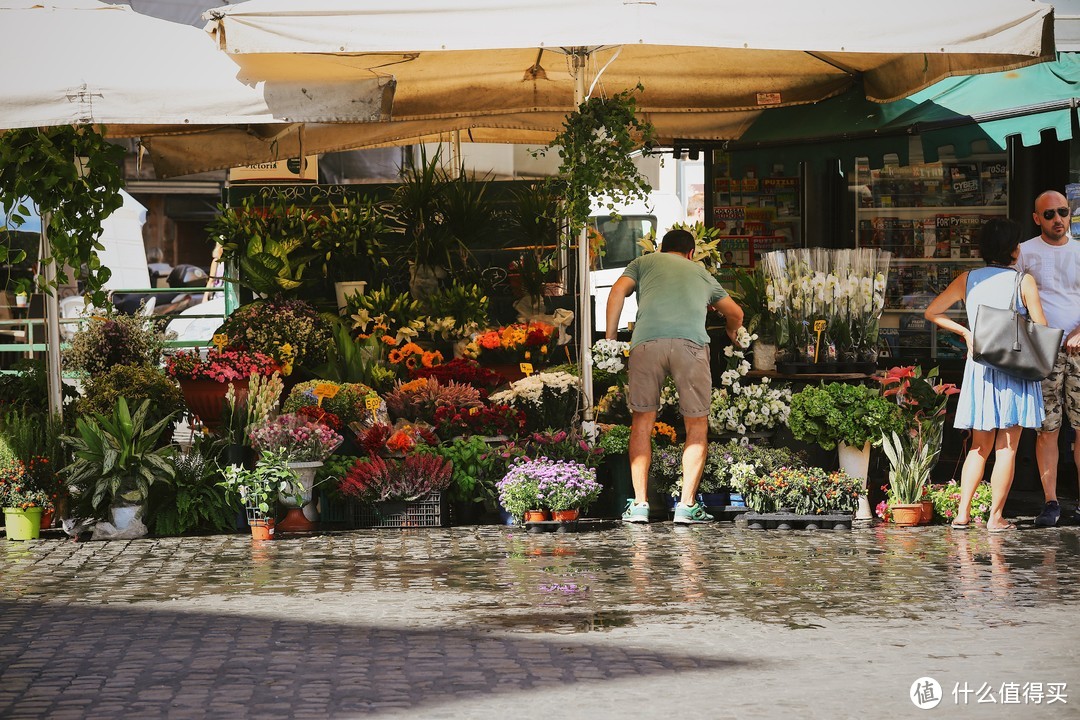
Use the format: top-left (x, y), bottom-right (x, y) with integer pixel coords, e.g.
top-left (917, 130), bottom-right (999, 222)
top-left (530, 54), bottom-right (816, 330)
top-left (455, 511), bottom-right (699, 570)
top-left (1, 521), bottom-right (1079, 719)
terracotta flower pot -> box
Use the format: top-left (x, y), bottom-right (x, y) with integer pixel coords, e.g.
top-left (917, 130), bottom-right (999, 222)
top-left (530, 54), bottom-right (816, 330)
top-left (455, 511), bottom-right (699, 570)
top-left (890, 503), bottom-right (923, 527)
top-left (551, 509), bottom-right (579, 522)
top-left (523, 510), bottom-right (550, 523)
top-left (250, 517), bottom-right (275, 541)
top-left (920, 500), bottom-right (934, 525)
top-left (178, 377), bottom-right (250, 432)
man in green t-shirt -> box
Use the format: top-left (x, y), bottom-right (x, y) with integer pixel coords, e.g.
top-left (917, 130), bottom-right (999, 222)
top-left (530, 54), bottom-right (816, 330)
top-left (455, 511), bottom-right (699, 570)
top-left (605, 229), bottom-right (744, 524)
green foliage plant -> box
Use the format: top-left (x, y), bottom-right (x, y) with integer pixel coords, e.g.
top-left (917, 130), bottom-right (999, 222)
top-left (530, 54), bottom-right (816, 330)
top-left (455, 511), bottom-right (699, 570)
top-left (881, 430), bottom-right (937, 505)
top-left (0, 126), bottom-right (125, 306)
top-left (424, 282), bottom-right (489, 342)
top-left (313, 323), bottom-right (396, 390)
top-left (219, 448), bottom-right (302, 517)
top-left (741, 466), bottom-right (861, 514)
top-left (417, 436), bottom-right (504, 507)
top-left (729, 267), bottom-right (778, 342)
top-left (789, 383), bottom-right (903, 451)
top-left (324, 195), bottom-right (391, 283)
top-left (62, 397), bottom-right (177, 520)
top-left (211, 195), bottom-right (328, 298)
top-left (147, 436), bottom-right (235, 536)
top-left (541, 85), bottom-right (657, 237)
top-left (0, 359), bottom-right (76, 415)
top-left (75, 364), bottom-right (184, 432)
top-left (597, 424), bottom-right (631, 456)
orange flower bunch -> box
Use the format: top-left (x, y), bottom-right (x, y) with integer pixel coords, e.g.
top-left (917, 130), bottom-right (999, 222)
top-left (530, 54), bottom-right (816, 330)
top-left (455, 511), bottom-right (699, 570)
top-left (472, 322), bottom-right (555, 363)
top-left (651, 422), bottom-right (677, 445)
top-left (387, 342), bottom-right (443, 372)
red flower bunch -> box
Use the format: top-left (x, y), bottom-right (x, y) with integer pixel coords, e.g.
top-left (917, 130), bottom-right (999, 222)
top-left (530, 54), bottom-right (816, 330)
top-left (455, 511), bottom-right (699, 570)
top-left (165, 348), bottom-right (280, 383)
top-left (0, 460), bottom-right (49, 509)
top-left (359, 422), bottom-right (437, 456)
top-left (294, 405), bottom-right (343, 432)
top-left (339, 453), bottom-right (452, 503)
top-left (411, 358), bottom-right (504, 395)
top-left (433, 403), bottom-right (525, 439)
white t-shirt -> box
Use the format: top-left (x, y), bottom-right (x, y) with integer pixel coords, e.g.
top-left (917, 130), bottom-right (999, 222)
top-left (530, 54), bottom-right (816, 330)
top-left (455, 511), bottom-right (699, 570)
top-left (1015, 235), bottom-right (1080, 336)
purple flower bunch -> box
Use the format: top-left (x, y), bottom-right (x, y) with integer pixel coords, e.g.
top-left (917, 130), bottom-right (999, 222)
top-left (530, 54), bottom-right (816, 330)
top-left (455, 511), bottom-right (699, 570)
top-left (498, 457), bottom-right (600, 514)
top-left (249, 412), bottom-right (343, 463)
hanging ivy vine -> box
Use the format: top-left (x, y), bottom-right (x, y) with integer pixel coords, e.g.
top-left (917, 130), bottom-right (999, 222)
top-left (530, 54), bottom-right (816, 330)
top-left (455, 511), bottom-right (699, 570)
top-left (0, 125), bottom-right (126, 306)
top-left (543, 84), bottom-right (657, 236)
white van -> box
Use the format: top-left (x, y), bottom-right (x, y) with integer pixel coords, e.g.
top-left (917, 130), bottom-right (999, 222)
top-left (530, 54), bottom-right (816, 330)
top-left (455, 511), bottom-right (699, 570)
top-left (589, 195), bottom-right (685, 333)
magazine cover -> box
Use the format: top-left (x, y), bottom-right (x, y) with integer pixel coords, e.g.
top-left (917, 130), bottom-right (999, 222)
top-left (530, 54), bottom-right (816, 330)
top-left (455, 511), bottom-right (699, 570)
top-left (1067, 183), bottom-right (1080, 237)
top-left (948, 163), bottom-right (981, 206)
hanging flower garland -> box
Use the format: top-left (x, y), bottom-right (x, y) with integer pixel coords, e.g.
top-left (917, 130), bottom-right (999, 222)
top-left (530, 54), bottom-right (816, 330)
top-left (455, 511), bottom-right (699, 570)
top-left (542, 84), bottom-right (657, 236)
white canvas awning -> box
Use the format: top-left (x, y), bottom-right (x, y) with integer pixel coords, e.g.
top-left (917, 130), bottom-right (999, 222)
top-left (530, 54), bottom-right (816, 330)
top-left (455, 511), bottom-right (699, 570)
top-left (0, 1), bottom-right (394, 173)
top-left (202, 0), bottom-right (1054, 146)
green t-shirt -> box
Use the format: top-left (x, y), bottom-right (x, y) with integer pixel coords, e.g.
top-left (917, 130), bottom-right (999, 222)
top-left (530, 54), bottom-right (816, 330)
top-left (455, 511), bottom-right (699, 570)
top-left (621, 252), bottom-right (728, 348)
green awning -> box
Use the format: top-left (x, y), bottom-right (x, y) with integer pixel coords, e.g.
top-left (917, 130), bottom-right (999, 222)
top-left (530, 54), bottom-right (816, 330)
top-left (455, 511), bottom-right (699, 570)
top-left (724, 52), bottom-right (1080, 175)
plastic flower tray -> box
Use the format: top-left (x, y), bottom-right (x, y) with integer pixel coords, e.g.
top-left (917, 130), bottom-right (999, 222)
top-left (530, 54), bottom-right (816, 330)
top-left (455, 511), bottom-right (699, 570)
top-left (737, 512), bottom-right (852, 531)
top-left (350, 492), bottom-right (447, 529)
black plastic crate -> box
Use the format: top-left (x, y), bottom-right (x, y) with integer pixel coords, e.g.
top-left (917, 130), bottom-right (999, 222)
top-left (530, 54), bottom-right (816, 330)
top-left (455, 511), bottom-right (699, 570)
top-left (350, 492), bottom-right (448, 529)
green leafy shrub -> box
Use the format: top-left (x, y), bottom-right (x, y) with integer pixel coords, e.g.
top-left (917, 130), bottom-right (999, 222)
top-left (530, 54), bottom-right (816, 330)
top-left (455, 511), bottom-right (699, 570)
top-left (789, 383), bottom-right (903, 451)
top-left (75, 364), bottom-right (184, 431)
top-left (416, 436), bottom-right (505, 507)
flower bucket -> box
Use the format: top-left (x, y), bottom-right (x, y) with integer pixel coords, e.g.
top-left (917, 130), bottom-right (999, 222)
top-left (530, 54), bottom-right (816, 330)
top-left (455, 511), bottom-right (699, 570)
top-left (751, 341), bottom-right (777, 372)
top-left (838, 441), bottom-right (872, 520)
top-left (551, 509), bottom-right (579, 522)
top-left (334, 280), bottom-right (367, 314)
top-left (523, 510), bottom-right (550, 523)
top-left (4, 507), bottom-right (43, 541)
top-left (890, 503), bottom-right (923, 527)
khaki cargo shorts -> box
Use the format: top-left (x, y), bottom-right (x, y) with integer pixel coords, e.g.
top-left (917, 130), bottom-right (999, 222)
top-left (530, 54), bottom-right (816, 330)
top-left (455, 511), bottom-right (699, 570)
top-left (1040, 349), bottom-right (1080, 431)
top-left (627, 338), bottom-right (712, 417)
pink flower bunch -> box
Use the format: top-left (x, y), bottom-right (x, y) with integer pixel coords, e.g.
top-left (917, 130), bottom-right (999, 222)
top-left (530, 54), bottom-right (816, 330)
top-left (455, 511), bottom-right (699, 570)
top-left (249, 413), bottom-right (343, 462)
top-left (165, 348), bottom-right (280, 383)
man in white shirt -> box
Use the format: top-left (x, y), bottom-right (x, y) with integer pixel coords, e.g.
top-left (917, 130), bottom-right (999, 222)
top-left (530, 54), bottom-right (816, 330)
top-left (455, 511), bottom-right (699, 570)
top-left (1015, 190), bottom-right (1080, 527)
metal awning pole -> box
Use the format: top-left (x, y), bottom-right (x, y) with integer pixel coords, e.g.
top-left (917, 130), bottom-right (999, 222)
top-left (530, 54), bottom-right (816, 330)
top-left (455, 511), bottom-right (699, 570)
top-left (41, 213), bottom-right (63, 420)
top-left (572, 49), bottom-right (594, 430)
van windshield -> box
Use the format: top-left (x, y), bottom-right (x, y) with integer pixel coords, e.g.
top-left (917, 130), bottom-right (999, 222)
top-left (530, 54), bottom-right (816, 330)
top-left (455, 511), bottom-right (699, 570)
top-left (589, 215), bottom-right (656, 270)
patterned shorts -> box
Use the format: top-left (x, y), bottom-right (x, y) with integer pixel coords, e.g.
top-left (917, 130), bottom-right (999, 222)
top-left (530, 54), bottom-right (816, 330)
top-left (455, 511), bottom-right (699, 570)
top-left (1040, 350), bottom-right (1080, 431)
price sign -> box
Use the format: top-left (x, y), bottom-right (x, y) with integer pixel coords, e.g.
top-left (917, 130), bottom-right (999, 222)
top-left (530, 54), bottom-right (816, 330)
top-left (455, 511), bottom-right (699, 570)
top-left (468, 406), bottom-right (480, 416)
top-left (313, 383), bottom-right (340, 407)
top-left (519, 362), bottom-right (534, 377)
top-left (813, 319), bottom-right (826, 362)
top-left (364, 396), bottom-right (381, 420)
top-left (212, 333), bottom-right (228, 352)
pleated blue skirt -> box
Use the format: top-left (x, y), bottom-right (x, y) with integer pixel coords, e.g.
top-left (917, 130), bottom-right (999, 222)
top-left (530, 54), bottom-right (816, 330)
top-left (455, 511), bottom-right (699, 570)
top-left (953, 358), bottom-right (1044, 431)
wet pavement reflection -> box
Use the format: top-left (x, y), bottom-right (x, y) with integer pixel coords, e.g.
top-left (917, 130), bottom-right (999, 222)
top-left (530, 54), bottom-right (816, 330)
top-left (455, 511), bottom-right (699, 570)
top-left (3, 524), bottom-right (1079, 629)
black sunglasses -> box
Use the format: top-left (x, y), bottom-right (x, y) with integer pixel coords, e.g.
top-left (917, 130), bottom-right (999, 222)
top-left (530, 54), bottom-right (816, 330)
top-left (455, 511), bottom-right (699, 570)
top-left (1042, 207), bottom-right (1070, 220)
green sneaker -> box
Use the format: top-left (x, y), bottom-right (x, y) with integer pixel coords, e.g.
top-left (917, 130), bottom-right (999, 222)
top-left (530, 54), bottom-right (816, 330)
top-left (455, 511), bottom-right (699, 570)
top-left (673, 501), bottom-right (714, 525)
top-left (622, 500), bottom-right (650, 524)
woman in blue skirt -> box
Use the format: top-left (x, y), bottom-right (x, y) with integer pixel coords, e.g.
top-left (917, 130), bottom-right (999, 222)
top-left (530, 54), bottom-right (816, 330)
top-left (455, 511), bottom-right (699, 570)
top-left (924, 218), bottom-right (1048, 532)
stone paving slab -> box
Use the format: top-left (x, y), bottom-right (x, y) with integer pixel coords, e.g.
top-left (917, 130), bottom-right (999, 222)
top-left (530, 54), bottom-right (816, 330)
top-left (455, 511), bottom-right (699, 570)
top-left (0, 522), bottom-right (1078, 718)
